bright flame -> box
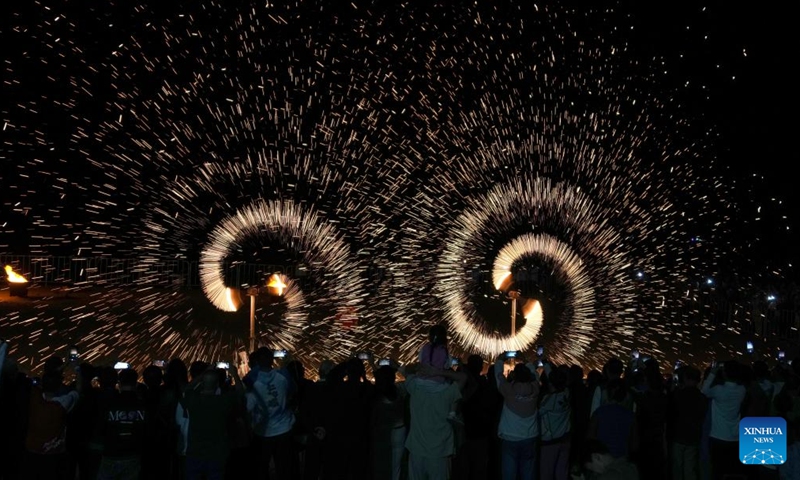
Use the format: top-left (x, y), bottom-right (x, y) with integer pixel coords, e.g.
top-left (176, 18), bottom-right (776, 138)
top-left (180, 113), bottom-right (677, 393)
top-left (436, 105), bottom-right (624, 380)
top-left (225, 287), bottom-right (242, 312)
top-left (494, 270), bottom-right (512, 291)
top-left (267, 274), bottom-right (287, 296)
top-left (522, 299), bottom-right (541, 320)
top-left (5, 265), bottom-right (27, 283)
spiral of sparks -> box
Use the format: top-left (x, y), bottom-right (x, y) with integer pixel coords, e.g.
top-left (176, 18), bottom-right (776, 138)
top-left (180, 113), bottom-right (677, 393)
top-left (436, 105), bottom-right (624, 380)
top-left (199, 200), bottom-right (363, 351)
top-left (2, 1), bottom-right (745, 372)
top-left (432, 177), bottom-right (619, 365)
top-left (490, 233), bottom-right (594, 357)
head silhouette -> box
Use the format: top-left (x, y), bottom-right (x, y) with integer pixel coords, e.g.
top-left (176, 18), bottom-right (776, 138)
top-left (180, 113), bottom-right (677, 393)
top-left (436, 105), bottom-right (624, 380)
top-left (429, 324), bottom-right (448, 346)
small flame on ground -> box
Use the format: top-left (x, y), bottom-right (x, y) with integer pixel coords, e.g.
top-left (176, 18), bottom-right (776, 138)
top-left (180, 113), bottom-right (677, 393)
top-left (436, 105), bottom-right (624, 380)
top-left (5, 265), bottom-right (28, 284)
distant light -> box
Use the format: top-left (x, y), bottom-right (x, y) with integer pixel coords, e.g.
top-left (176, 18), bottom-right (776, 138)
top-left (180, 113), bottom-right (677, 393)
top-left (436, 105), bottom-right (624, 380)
top-left (637, 271), bottom-right (644, 278)
top-left (706, 278), bottom-right (713, 285)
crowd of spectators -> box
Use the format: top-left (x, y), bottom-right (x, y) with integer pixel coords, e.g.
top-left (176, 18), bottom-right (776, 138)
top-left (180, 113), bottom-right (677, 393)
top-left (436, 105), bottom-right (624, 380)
top-left (1, 325), bottom-right (799, 480)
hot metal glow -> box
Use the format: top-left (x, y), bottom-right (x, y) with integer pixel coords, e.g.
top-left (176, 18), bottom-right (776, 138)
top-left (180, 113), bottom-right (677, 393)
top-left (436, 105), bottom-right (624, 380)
top-left (0, 2), bottom-right (746, 373)
top-left (199, 200), bottom-right (364, 351)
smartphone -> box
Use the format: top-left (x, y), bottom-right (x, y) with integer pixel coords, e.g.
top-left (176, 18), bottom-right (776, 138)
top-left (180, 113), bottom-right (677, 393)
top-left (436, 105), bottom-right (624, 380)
top-left (216, 361), bottom-right (230, 369)
top-left (357, 352), bottom-right (370, 361)
top-left (505, 351), bottom-right (518, 359)
top-left (674, 360), bottom-right (683, 371)
top-left (378, 358), bottom-right (391, 367)
top-left (68, 347), bottom-right (79, 362)
top-left (450, 357), bottom-right (460, 367)
top-left (631, 349), bottom-right (640, 360)
top-left (778, 351), bottom-right (786, 361)
top-left (273, 349), bottom-right (287, 359)
top-left (746, 341), bottom-right (754, 354)
top-left (711, 359), bottom-right (718, 369)
top-left (536, 345), bottom-right (544, 356)
top-left (153, 360), bottom-right (167, 368)
top-left (113, 362), bottom-right (130, 370)
top-left (537, 359), bottom-right (544, 367)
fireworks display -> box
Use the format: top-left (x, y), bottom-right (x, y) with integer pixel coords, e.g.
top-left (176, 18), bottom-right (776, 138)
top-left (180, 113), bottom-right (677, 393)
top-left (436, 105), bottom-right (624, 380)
top-left (0, 2), bottom-right (791, 373)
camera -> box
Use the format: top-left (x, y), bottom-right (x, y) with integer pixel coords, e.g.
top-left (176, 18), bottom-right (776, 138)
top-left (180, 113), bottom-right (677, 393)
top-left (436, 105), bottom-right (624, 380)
top-left (113, 362), bottom-right (130, 370)
top-left (273, 349), bottom-right (288, 359)
top-left (216, 362), bottom-right (230, 370)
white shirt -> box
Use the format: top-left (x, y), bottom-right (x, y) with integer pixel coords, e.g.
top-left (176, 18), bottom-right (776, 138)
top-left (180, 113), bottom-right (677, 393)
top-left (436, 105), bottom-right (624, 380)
top-left (701, 373), bottom-right (746, 441)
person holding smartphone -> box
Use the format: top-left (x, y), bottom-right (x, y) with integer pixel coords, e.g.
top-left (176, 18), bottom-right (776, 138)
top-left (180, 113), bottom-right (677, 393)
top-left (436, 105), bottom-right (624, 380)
top-left (245, 347), bottom-right (296, 480)
top-left (96, 368), bottom-right (147, 479)
top-left (493, 351), bottom-right (541, 480)
top-left (181, 363), bottom-right (244, 480)
top-left (700, 361), bottom-right (746, 480)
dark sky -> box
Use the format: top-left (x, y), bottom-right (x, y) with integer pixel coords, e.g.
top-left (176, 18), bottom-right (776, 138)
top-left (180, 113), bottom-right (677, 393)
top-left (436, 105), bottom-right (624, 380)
top-left (626, 2), bottom-right (798, 275)
top-left (1, 1), bottom-right (797, 278)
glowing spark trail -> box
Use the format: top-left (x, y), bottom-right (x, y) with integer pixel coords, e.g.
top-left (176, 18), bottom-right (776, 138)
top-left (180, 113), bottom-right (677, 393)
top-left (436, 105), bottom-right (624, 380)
top-left (0, 1), bottom-right (753, 373)
top-left (199, 200), bottom-right (364, 352)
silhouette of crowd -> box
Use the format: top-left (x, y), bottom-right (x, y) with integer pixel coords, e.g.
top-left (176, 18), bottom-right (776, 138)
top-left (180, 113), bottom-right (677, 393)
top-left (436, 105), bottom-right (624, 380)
top-left (1, 325), bottom-right (799, 480)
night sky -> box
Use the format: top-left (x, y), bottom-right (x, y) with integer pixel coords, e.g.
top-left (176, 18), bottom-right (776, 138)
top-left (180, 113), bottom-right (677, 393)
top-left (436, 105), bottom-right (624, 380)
top-left (0, 1), bottom-right (798, 370)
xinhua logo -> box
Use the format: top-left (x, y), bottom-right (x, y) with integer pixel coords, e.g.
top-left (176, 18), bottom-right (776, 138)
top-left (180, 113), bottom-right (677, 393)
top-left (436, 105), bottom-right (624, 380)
top-left (739, 417), bottom-right (787, 465)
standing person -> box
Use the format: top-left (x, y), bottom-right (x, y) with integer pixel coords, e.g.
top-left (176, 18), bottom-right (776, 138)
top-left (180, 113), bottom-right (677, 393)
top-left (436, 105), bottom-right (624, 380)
top-left (301, 360), bottom-right (335, 480)
top-left (96, 368), bottom-right (147, 480)
top-left (323, 357), bottom-right (374, 480)
top-left (158, 359), bottom-right (188, 480)
top-left (285, 360), bottom-right (314, 479)
top-left (539, 366), bottom-right (571, 480)
top-left (590, 359), bottom-right (625, 417)
top-left (246, 347), bottom-right (295, 480)
top-left (701, 361), bottom-right (746, 480)
top-left (494, 354), bottom-right (541, 480)
top-left (0, 356), bottom-right (30, 480)
top-left (587, 380), bottom-right (638, 460)
top-left (21, 370), bottom-right (80, 480)
top-left (404, 360), bottom-right (466, 480)
top-left (182, 366), bottom-right (243, 480)
top-left (452, 354), bottom-right (494, 480)
top-left (567, 365), bottom-right (589, 466)
top-left (632, 361), bottom-right (668, 480)
top-left (140, 365), bottom-right (169, 480)
top-left (668, 366), bottom-right (708, 480)
top-left (370, 364), bottom-right (408, 480)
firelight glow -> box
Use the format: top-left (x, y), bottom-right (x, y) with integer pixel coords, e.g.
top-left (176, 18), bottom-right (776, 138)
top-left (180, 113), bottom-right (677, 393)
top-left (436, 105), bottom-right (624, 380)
top-left (267, 274), bottom-right (288, 297)
top-left (4, 265), bottom-right (27, 284)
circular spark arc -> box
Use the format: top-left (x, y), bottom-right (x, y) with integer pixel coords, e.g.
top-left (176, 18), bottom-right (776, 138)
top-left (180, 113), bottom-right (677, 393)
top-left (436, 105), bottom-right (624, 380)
top-left (432, 176), bottom-right (623, 365)
top-left (200, 200), bottom-right (365, 353)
